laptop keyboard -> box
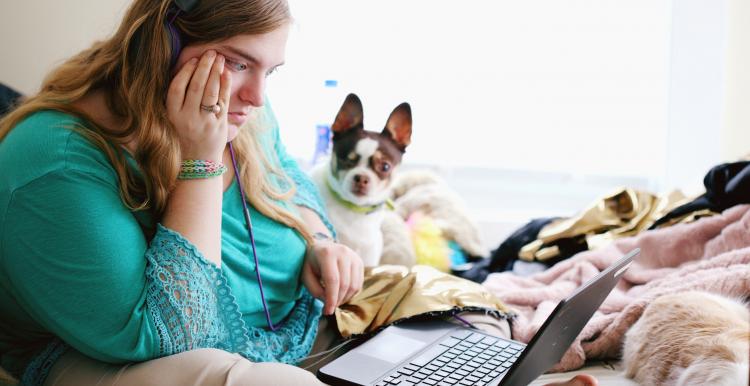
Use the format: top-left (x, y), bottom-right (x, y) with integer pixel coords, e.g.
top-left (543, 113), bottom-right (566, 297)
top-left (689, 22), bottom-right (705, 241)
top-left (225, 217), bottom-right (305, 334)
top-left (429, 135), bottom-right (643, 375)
top-left (373, 330), bottom-right (524, 386)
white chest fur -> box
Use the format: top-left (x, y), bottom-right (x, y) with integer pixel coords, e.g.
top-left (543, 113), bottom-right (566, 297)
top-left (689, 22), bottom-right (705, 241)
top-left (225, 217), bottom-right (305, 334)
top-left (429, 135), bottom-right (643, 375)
top-left (311, 163), bottom-right (386, 267)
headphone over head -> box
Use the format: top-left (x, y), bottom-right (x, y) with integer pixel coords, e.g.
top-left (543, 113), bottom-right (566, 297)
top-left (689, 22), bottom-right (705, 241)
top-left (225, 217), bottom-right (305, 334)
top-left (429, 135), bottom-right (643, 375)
top-left (166, 0), bottom-right (200, 68)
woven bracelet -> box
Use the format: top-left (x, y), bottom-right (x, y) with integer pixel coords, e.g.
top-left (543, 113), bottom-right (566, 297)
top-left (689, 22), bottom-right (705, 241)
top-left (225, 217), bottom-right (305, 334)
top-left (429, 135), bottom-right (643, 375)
top-left (178, 159), bottom-right (228, 179)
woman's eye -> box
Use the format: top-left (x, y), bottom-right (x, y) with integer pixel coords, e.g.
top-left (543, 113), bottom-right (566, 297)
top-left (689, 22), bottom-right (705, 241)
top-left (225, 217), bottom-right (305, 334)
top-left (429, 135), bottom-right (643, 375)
top-left (226, 58), bottom-right (248, 72)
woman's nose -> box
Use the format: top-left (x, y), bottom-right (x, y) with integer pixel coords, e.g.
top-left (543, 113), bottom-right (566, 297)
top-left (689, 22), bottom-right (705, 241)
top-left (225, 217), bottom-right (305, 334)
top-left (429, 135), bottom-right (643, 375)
top-left (236, 75), bottom-right (265, 107)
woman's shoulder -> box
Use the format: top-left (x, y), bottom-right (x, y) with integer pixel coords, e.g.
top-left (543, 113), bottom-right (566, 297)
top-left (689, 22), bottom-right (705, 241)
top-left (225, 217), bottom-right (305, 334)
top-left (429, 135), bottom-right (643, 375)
top-left (0, 110), bottom-right (115, 190)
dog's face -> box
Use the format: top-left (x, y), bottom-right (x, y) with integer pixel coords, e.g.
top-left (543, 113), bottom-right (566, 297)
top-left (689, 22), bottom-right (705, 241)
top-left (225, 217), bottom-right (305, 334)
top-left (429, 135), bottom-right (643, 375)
top-left (326, 93), bottom-right (412, 206)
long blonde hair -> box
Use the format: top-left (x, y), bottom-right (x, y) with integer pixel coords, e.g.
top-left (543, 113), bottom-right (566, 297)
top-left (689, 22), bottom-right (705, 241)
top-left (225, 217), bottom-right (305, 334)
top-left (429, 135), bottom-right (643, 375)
top-left (0, 0), bottom-right (312, 242)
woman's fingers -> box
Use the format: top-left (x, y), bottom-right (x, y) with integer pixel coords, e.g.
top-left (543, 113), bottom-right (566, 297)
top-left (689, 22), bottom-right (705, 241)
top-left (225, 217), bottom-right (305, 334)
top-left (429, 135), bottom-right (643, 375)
top-left (302, 243), bottom-right (366, 315)
top-left (336, 257), bottom-right (351, 307)
top-left (218, 64), bottom-right (232, 120)
top-left (301, 261), bottom-right (325, 300)
top-left (344, 255), bottom-right (363, 304)
top-left (355, 257), bottom-right (363, 292)
top-left (165, 49), bottom-right (230, 160)
top-left (183, 50), bottom-right (217, 112)
top-left (166, 57), bottom-right (198, 113)
top-left (201, 55), bottom-right (224, 109)
top-left (320, 256), bottom-right (340, 315)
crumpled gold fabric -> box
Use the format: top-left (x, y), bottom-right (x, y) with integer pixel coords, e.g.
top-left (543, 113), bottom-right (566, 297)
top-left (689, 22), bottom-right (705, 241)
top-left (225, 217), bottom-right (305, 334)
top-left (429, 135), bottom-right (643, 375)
top-left (335, 265), bottom-right (511, 338)
top-left (651, 208), bottom-right (716, 229)
top-left (519, 188), bottom-right (694, 262)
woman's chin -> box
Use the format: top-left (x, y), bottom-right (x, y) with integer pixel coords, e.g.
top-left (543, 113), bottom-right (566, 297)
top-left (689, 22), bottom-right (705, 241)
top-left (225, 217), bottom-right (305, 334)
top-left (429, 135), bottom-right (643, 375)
top-left (227, 124), bottom-right (240, 143)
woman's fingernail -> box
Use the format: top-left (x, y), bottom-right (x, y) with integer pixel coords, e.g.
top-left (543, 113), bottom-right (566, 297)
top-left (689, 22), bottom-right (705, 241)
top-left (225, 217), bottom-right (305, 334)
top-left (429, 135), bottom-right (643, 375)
top-left (190, 57), bottom-right (198, 64)
top-left (206, 50), bottom-right (216, 58)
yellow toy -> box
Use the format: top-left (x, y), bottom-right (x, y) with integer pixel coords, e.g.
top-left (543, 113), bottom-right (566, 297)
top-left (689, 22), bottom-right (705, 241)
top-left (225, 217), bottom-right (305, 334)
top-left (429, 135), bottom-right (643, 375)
top-left (407, 211), bottom-right (451, 272)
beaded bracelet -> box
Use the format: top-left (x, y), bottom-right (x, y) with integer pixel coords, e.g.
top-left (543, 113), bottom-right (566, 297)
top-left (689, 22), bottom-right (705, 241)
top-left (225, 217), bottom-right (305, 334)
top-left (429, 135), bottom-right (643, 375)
top-left (178, 159), bottom-right (228, 179)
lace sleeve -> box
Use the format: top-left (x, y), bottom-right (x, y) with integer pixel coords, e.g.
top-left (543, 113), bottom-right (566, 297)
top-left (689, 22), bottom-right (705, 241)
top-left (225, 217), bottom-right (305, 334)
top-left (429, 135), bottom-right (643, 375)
top-left (147, 224), bottom-right (325, 365)
top-left (20, 225), bottom-right (254, 386)
top-left (145, 224), bottom-right (250, 356)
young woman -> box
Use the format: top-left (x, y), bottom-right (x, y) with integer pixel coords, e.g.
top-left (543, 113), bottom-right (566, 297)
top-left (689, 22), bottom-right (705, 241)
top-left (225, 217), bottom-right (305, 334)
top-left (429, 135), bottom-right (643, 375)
top-left (0, 1), bottom-right (599, 385)
top-left (0, 0), bottom-right (363, 384)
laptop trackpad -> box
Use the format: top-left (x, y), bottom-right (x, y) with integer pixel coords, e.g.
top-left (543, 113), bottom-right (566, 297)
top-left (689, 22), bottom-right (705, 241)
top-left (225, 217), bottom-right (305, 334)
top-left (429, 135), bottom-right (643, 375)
top-left (352, 329), bottom-right (428, 364)
top-left (319, 352), bottom-right (398, 385)
top-left (319, 329), bottom-right (431, 384)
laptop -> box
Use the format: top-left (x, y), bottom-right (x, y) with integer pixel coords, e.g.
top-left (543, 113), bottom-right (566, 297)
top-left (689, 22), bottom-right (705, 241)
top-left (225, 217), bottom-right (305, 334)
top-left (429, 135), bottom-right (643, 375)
top-left (318, 248), bottom-right (640, 386)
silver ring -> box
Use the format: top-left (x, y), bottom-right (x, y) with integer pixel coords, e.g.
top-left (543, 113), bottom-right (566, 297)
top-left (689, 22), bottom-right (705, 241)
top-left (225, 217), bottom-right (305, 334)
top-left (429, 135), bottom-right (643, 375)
top-left (200, 104), bottom-right (221, 114)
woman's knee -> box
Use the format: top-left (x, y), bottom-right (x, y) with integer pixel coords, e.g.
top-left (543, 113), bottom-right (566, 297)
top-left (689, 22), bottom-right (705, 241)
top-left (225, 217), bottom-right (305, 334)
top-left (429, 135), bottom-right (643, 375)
top-left (240, 362), bottom-right (325, 386)
top-left (44, 346), bottom-right (321, 386)
top-left (124, 348), bottom-right (250, 386)
top-left (176, 348), bottom-right (243, 367)
top-left (170, 349), bottom-right (325, 386)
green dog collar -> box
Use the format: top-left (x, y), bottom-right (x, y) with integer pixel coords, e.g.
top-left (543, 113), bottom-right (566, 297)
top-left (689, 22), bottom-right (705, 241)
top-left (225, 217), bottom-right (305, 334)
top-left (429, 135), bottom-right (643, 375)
top-left (326, 179), bottom-right (394, 215)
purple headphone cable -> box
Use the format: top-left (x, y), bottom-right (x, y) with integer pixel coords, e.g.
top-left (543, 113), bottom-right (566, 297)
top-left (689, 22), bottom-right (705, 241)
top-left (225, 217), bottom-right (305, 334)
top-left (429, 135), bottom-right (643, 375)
top-left (228, 141), bottom-right (281, 331)
top-left (166, 8), bottom-right (184, 69)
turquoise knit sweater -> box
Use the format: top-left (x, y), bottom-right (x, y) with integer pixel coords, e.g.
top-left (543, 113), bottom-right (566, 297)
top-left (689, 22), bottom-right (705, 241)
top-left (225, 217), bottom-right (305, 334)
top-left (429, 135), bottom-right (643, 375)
top-left (0, 103), bottom-right (331, 385)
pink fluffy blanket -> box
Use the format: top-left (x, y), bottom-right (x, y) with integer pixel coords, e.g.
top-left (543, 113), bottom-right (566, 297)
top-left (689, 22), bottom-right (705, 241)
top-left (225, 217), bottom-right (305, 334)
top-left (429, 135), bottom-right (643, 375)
top-left (482, 204), bottom-right (750, 371)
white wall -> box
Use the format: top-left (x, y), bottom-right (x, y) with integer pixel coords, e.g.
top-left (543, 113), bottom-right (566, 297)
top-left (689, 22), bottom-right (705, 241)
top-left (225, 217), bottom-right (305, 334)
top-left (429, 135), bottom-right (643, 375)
top-left (722, 0), bottom-right (750, 161)
top-left (272, 0), bottom-right (674, 182)
top-left (1, 1), bottom-right (746, 241)
top-left (664, 0), bottom-right (729, 193)
top-left (0, 0), bottom-right (131, 95)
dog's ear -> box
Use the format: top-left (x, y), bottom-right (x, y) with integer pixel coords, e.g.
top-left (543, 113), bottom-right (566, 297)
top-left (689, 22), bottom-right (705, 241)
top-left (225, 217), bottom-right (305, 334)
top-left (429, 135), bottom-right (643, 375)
top-left (382, 102), bottom-right (412, 151)
top-left (331, 93), bottom-right (364, 134)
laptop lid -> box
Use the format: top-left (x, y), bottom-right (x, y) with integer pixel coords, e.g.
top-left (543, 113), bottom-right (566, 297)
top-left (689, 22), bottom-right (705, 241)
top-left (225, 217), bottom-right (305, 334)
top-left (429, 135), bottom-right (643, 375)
top-left (318, 248), bottom-right (639, 386)
top-left (495, 247), bottom-right (639, 386)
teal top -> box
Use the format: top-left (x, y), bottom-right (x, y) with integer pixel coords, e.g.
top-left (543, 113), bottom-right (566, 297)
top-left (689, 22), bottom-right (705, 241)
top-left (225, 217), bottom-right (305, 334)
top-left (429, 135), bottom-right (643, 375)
top-left (0, 104), bottom-right (331, 385)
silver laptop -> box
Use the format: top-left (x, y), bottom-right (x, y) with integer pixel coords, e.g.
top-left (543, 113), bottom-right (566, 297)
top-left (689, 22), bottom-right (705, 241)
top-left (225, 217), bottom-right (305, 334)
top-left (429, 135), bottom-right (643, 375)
top-left (318, 248), bottom-right (639, 386)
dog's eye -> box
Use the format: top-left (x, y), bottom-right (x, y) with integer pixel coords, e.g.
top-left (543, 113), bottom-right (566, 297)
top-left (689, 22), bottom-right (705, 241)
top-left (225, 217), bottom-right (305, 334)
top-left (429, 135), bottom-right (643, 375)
top-left (380, 163), bottom-right (391, 172)
top-left (339, 153), bottom-right (358, 167)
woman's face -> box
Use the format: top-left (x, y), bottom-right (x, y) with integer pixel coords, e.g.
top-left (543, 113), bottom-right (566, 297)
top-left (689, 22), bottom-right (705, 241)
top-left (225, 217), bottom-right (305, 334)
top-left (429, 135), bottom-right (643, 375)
top-left (175, 24), bottom-right (290, 142)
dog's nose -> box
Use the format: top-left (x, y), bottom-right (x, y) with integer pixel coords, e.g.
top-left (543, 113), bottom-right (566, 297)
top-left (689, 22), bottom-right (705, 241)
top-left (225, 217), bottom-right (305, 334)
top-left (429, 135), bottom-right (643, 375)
top-left (354, 174), bottom-right (370, 187)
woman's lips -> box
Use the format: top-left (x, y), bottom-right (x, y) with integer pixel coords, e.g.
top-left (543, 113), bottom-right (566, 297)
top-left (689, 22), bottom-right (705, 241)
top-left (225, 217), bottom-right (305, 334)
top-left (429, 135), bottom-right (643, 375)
top-left (228, 112), bottom-right (247, 125)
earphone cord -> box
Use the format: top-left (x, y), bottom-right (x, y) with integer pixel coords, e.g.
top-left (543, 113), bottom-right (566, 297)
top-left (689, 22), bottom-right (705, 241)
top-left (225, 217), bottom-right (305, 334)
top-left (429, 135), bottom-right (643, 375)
top-left (228, 141), bottom-right (280, 331)
top-left (299, 338), bottom-right (356, 370)
top-left (168, 9), bottom-right (180, 23)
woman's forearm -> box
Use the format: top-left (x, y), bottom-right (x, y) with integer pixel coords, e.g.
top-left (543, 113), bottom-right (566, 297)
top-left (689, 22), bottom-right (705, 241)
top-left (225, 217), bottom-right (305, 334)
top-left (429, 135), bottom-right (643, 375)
top-left (162, 177), bottom-right (224, 266)
top-left (297, 205), bottom-right (333, 239)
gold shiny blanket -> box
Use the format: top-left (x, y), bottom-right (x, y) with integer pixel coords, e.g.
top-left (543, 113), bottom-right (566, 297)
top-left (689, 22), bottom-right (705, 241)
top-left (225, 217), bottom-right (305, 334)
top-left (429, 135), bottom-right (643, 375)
top-left (519, 188), bottom-right (701, 262)
top-left (335, 265), bottom-right (512, 338)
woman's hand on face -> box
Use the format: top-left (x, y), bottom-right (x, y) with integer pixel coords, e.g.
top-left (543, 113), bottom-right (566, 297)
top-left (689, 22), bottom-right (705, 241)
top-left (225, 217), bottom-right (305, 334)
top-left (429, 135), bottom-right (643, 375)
top-left (302, 239), bottom-right (364, 315)
top-left (166, 50), bottom-right (232, 161)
